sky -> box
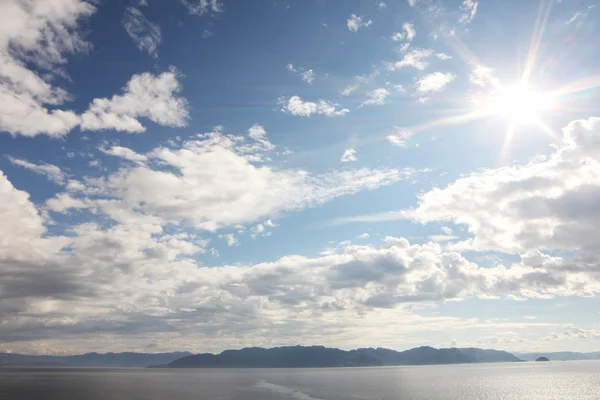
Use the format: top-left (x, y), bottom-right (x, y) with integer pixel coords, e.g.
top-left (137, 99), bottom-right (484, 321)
top-left (1, 0), bottom-right (600, 356)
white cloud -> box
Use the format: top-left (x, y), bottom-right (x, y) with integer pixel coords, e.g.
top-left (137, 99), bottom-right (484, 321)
top-left (403, 23), bottom-right (416, 41)
top-left (387, 128), bottom-right (414, 147)
top-left (301, 69), bottom-right (316, 84)
top-left (8, 157), bottom-right (65, 185)
top-left (470, 65), bottom-right (498, 87)
top-left (81, 71), bottom-right (189, 132)
top-left (280, 96), bottom-right (349, 117)
top-left (179, 0), bottom-right (222, 15)
top-left (378, 1), bottom-right (386, 9)
top-left (123, 7), bottom-right (161, 58)
top-left (360, 88), bottom-right (390, 107)
top-left (340, 69), bottom-right (380, 96)
top-left (247, 124), bottom-right (275, 151)
top-left (287, 63), bottom-right (297, 72)
top-left (357, 233), bottom-right (370, 239)
top-left (347, 14), bottom-right (372, 32)
top-left (60, 128), bottom-right (410, 231)
top-left (441, 226), bottom-right (453, 235)
top-left (544, 326), bottom-right (600, 341)
top-left (0, 0), bottom-right (94, 137)
top-left (409, 117), bottom-right (600, 255)
top-left (391, 32), bottom-right (405, 41)
top-left (221, 233), bottom-right (238, 247)
top-left (459, 0), bottom-right (478, 24)
top-left (428, 234), bottom-right (459, 242)
top-left (99, 145), bottom-right (148, 164)
top-left (341, 148), bottom-right (357, 162)
top-left (415, 72), bottom-right (456, 93)
top-left (341, 83), bottom-right (360, 96)
top-left (436, 53), bottom-right (452, 60)
top-left (408, 0), bottom-right (418, 6)
top-left (390, 48), bottom-right (435, 70)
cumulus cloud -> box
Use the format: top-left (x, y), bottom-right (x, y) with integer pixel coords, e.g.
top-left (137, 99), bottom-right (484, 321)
top-left (123, 7), bottom-right (161, 58)
top-left (80, 71), bottom-right (189, 132)
top-left (280, 96), bottom-right (349, 117)
top-left (0, 0), bottom-right (94, 137)
top-left (409, 117), bottom-right (600, 256)
top-left (436, 53), bottom-right (452, 60)
top-left (415, 72), bottom-right (455, 93)
top-left (387, 128), bottom-right (414, 147)
top-left (341, 148), bottom-right (357, 162)
top-left (8, 157), bottom-right (66, 185)
top-left (360, 88), bottom-right (390, 107)
top-left (459, 0), bottom-right (478, 24)
top-left (390, 48), bottom-right (435, 70)
top-left (53, 127), bottom-right (410, 231)
top-left (347, 14), bottom-right (372, 32)
top-left (0, 0), bottom-right (189, 138)
top-left (2, 195), bottom-right (599, 353)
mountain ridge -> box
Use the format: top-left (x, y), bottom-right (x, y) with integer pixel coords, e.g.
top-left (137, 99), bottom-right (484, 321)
top-left (153, 345), bottom-right (521, 368)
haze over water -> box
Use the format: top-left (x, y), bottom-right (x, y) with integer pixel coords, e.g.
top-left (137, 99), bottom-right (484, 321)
top-left (1, 361), bottom-right (599, 400)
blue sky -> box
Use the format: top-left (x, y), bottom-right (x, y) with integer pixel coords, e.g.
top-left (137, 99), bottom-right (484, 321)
top-left (1, 0), bottom-right (600, 355)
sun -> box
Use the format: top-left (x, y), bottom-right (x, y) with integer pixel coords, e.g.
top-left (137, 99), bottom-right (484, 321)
top-left (485, 85), bottom-right (552, 122)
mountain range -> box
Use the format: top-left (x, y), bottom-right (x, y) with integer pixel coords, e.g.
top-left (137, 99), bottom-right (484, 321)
top-left (5, 346), bottom-right (598, 368)
top-left (153, 346), bottom-right (521, 368)
top-left (0, 351), bottom-right (191, 367)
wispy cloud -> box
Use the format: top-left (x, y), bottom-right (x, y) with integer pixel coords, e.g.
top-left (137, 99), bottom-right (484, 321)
top-left (360, 88), bottom-right (390, 107)
top-left (123, 7), bottom-right (161, 58)
top-left (391, 23), bottom-right (416, 42)
top-left (8, 157), bottom-right (66, 184)
top-left (301, 70), bottom-right (316, 84)
top-left (459, 0), bottom-right (478, 24)
top-left (347, 14), bottom-right (373, 32)
top-left (179, 0), bottom-right (223, 15)
top-left (390, 48), bottom-right (434, 70)
top-left (387, 128), bottom-right (414, 147)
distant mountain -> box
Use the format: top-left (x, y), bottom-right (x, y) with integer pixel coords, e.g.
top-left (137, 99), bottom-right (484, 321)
top-left (156, 346), bottom-right (520, 368)
top-left (457, 348), bottom-right (521, 363)
top-left (515, 352), bottom-right (600, 361)
top-left (0, 352), bottom-right (192, 367)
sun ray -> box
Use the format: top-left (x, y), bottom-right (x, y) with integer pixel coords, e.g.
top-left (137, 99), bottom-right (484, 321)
top-left (521, 0), bottom-right (554, 86)
top-left (549, 74), bottom-right (600, 98)
top-left (501, 120), bottom-right (518, 159)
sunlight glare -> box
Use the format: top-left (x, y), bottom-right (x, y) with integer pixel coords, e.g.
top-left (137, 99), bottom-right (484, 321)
top-left (486, 86), bottom-right (552, 122)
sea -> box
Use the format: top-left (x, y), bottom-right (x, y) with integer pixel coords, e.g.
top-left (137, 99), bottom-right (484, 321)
top-left (1, 361), bottom-right (599, 400)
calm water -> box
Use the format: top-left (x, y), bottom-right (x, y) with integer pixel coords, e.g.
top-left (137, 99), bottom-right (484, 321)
top-left (1, 361), bottom-right (599, 400)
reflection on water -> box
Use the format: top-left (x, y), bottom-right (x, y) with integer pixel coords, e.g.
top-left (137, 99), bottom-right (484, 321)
top-left (1, 361), bottom-right (600, 400)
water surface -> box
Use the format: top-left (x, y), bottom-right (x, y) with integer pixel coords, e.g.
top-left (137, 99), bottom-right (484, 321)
top-left (1, 361), bottom-right (599, 400)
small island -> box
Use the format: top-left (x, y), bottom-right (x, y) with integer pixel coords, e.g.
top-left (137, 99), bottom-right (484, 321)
top-left (535, 357), bottom-right (550, 362)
